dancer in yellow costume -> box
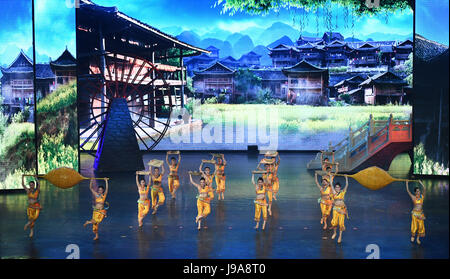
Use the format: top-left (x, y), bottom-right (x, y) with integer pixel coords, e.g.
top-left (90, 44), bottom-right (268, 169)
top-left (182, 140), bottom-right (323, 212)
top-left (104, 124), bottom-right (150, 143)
top-left (315, 172), bottom-right (333, 230)
top-left (150, 165), bottom-right (165, 215)
top-left (258, 164), bottom-right (273, 216)
top-left (252, 173), bottom-right (268, 230)
top-left (271, 154), bottom-right (281, 200)
top-left (84, 178), bottom-right (109, 240)
top-left (214, 154), bottom-right (227, 200)
top-left (135, 171), bottom-right (151, 227)
top-left (406, 181), bottom-right (426, 244)
top-left (199, 161), bottom-right (215, 189)
top-left (22, 175), bottom-right (41, 238)
top-left (189, 173), bottom-right (214, 230)
top-left (330, 176), bottom-right (349, 244)
top-left (166, 152), bottom-right (181, 199)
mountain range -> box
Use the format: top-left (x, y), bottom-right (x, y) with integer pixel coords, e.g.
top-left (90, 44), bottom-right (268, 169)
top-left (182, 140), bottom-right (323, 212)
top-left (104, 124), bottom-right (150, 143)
top-left (173, 21), bottom-right (412, 66)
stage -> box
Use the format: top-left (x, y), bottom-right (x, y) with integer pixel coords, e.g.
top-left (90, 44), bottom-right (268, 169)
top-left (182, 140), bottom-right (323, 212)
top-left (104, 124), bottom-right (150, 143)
top-left (0, 152), bottom-right (448, 259)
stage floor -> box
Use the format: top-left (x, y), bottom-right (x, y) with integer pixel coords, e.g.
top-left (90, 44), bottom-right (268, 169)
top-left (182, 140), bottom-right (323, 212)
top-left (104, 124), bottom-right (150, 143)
top-left (0, 152), bottom-right (448, 259)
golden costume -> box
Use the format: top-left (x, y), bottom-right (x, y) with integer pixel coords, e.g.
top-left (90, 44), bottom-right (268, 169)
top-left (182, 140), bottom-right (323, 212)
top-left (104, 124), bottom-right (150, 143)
top-left (215, 163), bottom-right (226, 194)
top-left (272, 165), bottom-right (280, 195)
top-left (138, 187), bottom-right (150, 219)
top-left (331, 191), bottom-right (348, 231)
top-left (411, 195), bottom-right (425, 237)
top-left (254, 187), bottom-right (268, 222)
top-left (151, 174), bottom-right (165, 208)
top-left (263, 172), bottom-right (273, 204)
top-left (318, 186), bottom-right (333, 219)
top-left (26, 190), bottom-right (41, 229)
top-left (168, 164), bottom-right (180, 194)
top-left (91, 194), bottom-right (107, 233)
top-left (197, 186), bottom-right (214, 219)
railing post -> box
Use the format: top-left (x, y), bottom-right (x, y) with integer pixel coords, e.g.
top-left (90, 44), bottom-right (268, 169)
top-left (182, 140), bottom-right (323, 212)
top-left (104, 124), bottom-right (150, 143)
top-left (387, 113), bottom-right (392, 140)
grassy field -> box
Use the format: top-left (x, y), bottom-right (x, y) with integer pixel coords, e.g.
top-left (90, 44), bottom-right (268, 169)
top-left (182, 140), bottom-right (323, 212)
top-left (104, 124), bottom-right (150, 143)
top-left (193, 104), bottom-right (412, 134)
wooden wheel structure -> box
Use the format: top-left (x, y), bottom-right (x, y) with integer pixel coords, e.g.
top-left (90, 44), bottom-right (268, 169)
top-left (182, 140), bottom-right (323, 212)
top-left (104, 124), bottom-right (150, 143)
top-left (78, 52), bottom-right (175, 154)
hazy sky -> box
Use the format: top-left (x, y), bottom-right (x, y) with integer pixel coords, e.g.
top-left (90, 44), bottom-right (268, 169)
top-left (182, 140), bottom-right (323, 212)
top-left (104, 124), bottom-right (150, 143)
top-left (93, 0), bottom-right (413, 37)
top-left (3, 0), bottom-right (448, 66)
top-left (416, 0), bottom-right (449, 45)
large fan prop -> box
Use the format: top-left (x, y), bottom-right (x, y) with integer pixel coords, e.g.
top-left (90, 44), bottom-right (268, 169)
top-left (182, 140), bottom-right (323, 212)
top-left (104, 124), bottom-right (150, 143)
top-left (332, 166), bottom-right (421, 190)
top-left (79, 52), bottom-right (173, 154)
top-left (26, 167), bottom-right (108, 189)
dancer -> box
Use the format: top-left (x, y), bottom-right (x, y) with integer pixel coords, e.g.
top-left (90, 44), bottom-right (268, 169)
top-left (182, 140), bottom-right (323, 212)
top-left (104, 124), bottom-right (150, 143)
top-left (84, 178), bottom-right (109, 240)
top-left (199, 160), bottom-right (215, 189)
top-left (22, 174), bottom-right (41, 238)
top-left (321, 151), bottom-right (335, 171)
top-left (166, 151), bottom-right (181, 199)
top-left (330, 176), bottom-right (349, 244)
top-left (252, 173), bottom-right (268, 230)
top-left (258, 163), bottom-right (273, 216)
top-left (406, 181), bottom-right (426, 244)
top-left (315, 172), bottom-right (333, 230)
top-left (213, 154), bottom-right (227, 200)
top-left (136, 171), bottom-right (151, 227)
top-left (271, 154), bottom-right (281, 200)
top-left (149, 165), bottom-right (165, 215)
top-left (189, 172), bottom-right (214, 230)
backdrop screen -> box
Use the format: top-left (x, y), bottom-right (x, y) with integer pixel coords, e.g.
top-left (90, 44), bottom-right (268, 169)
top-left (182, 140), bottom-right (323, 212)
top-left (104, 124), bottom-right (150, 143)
top-left (0, 0), bottom-right (36, 190)
top-left (77, 0), bottom-right (413, 156)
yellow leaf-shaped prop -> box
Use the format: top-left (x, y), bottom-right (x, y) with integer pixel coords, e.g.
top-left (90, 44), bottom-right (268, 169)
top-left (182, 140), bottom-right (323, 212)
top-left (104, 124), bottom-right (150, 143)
top-left (35, 167), bottom-right (109, 189)
top-left (335, 166), bottom-right (419, 190)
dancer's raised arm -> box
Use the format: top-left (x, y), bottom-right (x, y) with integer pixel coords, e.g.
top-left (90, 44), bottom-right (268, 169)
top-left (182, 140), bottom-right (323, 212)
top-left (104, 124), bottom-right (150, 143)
top-left (89, 179), bottom-right (97, 195)
top-left (103, 178), bottom-right (109, 198)
top-left (342, 175), bottom-right (348, 192)
top-left (22, 175), bottom-right (28, 191)
top-left (189, 173), bottom-right (200, 191)
top-left (406, 181), bottom-right (414, 200)
top-left (314, 172), bottom-right (322, 190)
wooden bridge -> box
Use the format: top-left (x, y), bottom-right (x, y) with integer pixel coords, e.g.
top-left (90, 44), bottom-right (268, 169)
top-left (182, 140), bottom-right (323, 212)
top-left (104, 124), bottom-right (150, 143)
top-left (307, 114), bottom-right (413, 173)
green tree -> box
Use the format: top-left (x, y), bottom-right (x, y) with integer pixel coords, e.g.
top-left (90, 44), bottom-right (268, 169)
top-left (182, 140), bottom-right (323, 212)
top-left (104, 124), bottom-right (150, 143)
top-left (234, 68), bottom-right (262, 102)
top-left (404, 52), bottom-right (413, 86)
top-left (216, 0), bottom-right (412, 15)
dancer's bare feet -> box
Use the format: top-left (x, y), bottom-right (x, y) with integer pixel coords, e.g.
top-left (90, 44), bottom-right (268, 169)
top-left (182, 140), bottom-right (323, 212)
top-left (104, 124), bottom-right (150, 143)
top-left (24, 222), bottom-right (29, 231)
top-left (323, 223), bottom-right (327, 230)
top-left (254, 222), bottom-right (259, 230)
top-left (262, 221), bottom-right (266, 230)
top-left (138, 219), bottom-right (143, 227)
top-left (331, 231), bottom-right (336, 240)
top-left (93, 233), bottom-right (99, 241)
top-left (268, 207), bottom-right (272, 216)
top-left (410, 236), bottom-right (415, 243)
top-left (337, 235), bottom-right (342, 244)
top-left (29, 228), bottom-right (34, 238)
top-left (416, 237), bottom-right (421, 245)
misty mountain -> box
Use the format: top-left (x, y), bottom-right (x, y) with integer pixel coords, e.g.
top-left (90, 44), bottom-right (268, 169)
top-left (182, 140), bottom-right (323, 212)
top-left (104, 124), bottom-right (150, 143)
top-left (256, 22), bottom-right (300, 46)
top-left (344, 37), bottom-right (363, 42)
top-left (226, 33), bottom-right (244, 46)
top-left (161, 26), bottom-right (184, 36)
top-left (199, 38), bottom-right (224, 50)
top-left (202, 30), bottom-right (232, 41)
top-left (220, 41), bottom-right (234, 58)
top-left (267, 35), bottom-right (294, 49)
top-left (233, 35), bottom-right (254, 59)
top-left (359, 32), bottom-right (413, 42)
top-left (252, 45), bottom-right (272, 66)
top-left (176, 30), bottom-right (202, 47)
